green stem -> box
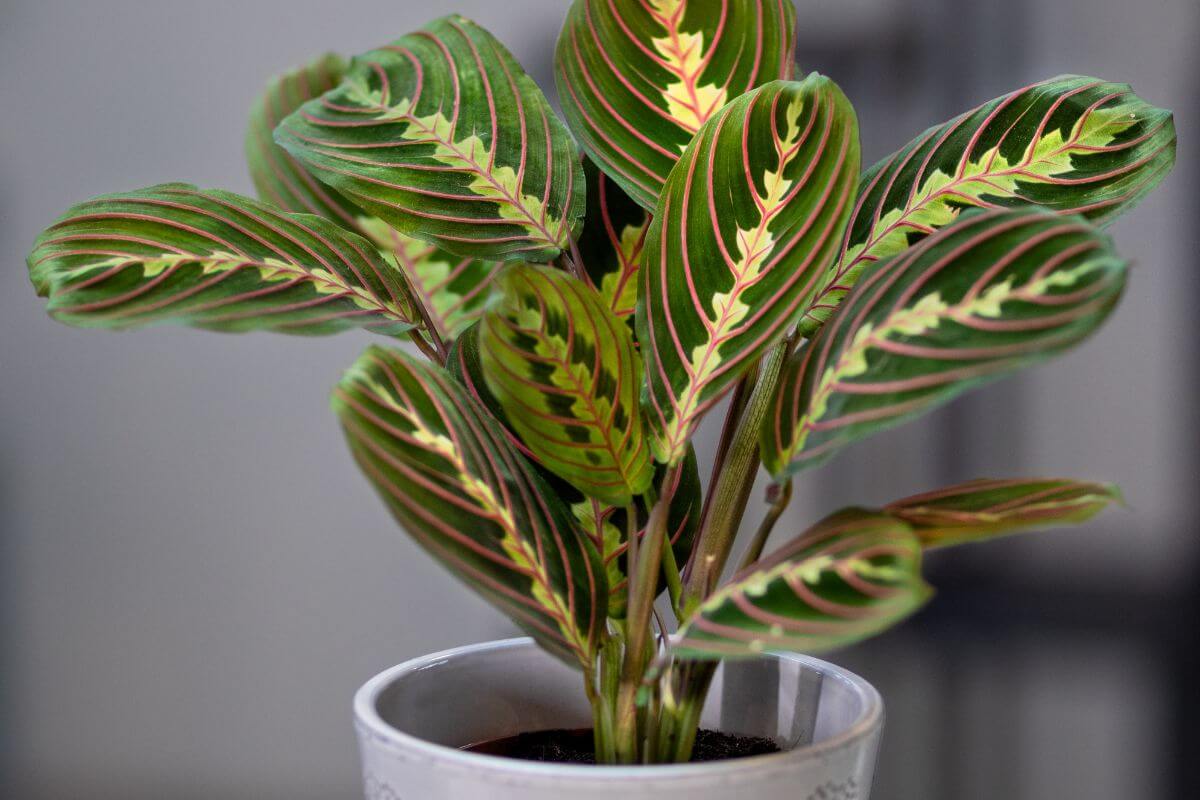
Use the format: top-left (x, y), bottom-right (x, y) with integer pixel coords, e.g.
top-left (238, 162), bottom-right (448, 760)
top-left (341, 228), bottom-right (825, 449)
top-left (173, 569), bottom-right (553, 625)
top-left (661, 533), bottom-right (683, 620)
top-left (614, 466), bottom-right (680, 762)
top-left (590, 632), bottom-right (624, 763)
top-left (697, 363), bottom-right (757, 533)
top-left (680, 341), bottom-right (790, 615)
top-left (738, 479), bottom-right (793, 571)
top-left (406, 330), bottom-right (442, 364)
top-left (675, 660), bottom-right (717, 761)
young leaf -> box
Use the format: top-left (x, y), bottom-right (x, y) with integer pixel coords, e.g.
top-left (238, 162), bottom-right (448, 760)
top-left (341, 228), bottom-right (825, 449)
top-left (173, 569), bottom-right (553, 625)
top-left (885, 477), bottom-right (1122, 549)
top-left (556, 0), bottom-right (797, 210)
top-left (276, 15), bottom-right (585, 263)
top-left (450, 325), bottom-right (701, 618)
top-left (333, 346), bottom-right (607, 667)
top-left (579, 159), bottom-right (649, 327)
top-left (800, 75), bottom-right (1176, 335)
top-left (480, 265), bottom-right (653, 506)
top-left (638, 76), bottom-right (861, 465)
top-left (28, 184), bottom-right (415, 336)
top-left (764, 207), bottom-right (1127, 481)
top-left (674, 510), bottom-right (931, 659)
top-left (246, 53), bottom-right (499, 342)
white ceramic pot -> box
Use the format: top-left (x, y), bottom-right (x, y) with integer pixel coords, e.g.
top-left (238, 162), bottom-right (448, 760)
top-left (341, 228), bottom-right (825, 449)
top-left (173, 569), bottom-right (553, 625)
top-left (354, 637), bottom-right (883, 799)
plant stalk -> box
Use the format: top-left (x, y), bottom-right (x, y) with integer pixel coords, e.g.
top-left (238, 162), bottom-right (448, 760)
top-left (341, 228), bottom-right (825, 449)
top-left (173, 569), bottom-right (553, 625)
top-left (614, 466), bottom-right (680, 762)
top-left (680, 340), bottom-right (791, 615)
top-left (738, 479), bottom-right (793, 571)
top-left (696, 362), bottom-right (758, 534)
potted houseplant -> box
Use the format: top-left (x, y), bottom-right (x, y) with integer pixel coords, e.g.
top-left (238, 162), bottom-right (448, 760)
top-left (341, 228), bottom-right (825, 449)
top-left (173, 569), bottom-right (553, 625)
top-left (26, 1), bottom-right (1176, 797)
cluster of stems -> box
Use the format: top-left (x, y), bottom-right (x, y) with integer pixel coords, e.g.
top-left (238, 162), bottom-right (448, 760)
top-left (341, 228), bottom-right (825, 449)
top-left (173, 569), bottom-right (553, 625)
top-left (583, 337), bottom-right (795, 764)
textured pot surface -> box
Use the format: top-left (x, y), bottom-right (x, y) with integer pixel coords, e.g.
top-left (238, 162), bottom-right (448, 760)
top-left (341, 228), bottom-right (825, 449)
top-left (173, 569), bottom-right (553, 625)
top-left (354, 638), bottom-right (882, 799)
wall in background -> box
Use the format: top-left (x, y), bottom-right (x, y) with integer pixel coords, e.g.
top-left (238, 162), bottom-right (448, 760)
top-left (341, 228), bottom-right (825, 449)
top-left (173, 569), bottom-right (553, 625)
top-left (2, 1), bottom-right (1195, 798)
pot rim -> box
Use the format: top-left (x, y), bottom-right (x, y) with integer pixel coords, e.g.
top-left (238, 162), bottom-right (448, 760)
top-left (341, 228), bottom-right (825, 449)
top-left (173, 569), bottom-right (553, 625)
top-left (354, 636), bottom-right (882, 780)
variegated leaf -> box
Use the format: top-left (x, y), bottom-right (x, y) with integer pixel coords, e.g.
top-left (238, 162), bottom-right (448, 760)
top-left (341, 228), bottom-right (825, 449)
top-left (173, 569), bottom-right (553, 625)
top-left (764, 207), bottom-right (1127, 480)
top-left (358, 219), bottom-right (501, 341)
top-left (480, 265), bottom-right (653, 505)
top-left (556, 0), bottom-right (797, 210)
top-left (800, 75), bottom-right (1175, 335)
top-left (276, 15), bottom-right (585, 263)
top-left (579, 159), bottom-right (649, 327)
top-left (333, 346), bottom-right (607, 666)
top-left (28, 184), bottom-right (415, 336)
top-left (639, 76), bottom-right (861, 465)
top-left (885, 478), bottom-right (1122, 549)
top-left (450, 324), bottom-right (700, 618)
top-left (246, 53), bottom-right (499, 342)
top-left (246, 53), bottom-right (367, 230)
top-left (674, 510), bottom-right (931, 659)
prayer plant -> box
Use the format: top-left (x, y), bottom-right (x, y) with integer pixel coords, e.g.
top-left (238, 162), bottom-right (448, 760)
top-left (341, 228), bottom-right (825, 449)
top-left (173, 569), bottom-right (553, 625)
top-left (27, 1), bottom-right (1175, 766)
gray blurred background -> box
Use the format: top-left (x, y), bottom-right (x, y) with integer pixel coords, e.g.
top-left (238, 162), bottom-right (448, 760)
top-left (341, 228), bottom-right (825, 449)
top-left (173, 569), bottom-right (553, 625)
top-left (1, 1), bottom-right (1196, 798)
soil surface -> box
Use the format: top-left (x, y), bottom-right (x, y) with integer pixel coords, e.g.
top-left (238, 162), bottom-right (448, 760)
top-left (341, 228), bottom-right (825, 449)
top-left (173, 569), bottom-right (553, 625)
top-left (464, 728), bottom-right (780, 764)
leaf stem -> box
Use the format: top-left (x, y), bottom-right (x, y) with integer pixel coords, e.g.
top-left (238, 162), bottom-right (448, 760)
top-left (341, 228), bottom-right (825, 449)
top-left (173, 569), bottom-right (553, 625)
top-left (738, 479), bottom-right (793, 571)
top-left (680, 340), bottom-right (790, 615)
top-left (406, 330), bottom-right (442, 363)
top-left (614, 465), bottom-right (680, 762)
top-left (660, 534), bottom-right (684, 621)
top-left (694, 362), bottom-right (757, 539)
top-left (561, 235), bottom-right (588, 283)
top-left (396, 261), bottom-right (449, 364)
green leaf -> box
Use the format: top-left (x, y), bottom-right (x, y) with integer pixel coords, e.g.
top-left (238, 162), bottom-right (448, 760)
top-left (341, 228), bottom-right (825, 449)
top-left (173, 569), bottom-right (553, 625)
top-left (799, 75), bottom-right (1176, 336)
top-left (27, 184), bottom-right (416, 336)
top-left (480, 264), bottom-right (654, 506)
top-left (556, 0), bottom-right (797, 210)
top-left (246, 53), bottom-right (499, 342)
top-left (764, 207), bottom-right (1127, 481)
top-left (246, 53), bottom-right (366, 230)
top-left (357, 219), bottom-right (501, 342)
top-left (449, 325), bottom-right (701, 619)
top-left (333, 346), bottom-right (607, 667)
top-left (674, 509), bottom-right (931, 659)
top-left (578, 159), bottom-right (649, 328)
top-left (884, 477), bottom-right (1123, 549)
top-left (638, 75), bottom-right (861, 465)
top-left (276, 15), bottom-right (585, 263)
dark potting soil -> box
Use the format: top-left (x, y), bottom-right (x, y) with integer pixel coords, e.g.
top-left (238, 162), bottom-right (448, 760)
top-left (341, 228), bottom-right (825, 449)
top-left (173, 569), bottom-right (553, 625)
top-left (464, 728), bottom-right (780, 764)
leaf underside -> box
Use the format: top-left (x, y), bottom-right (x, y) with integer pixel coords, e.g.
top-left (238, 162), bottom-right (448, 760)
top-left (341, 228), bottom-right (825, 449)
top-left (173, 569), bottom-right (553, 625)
top-left (276, 15), bottom-right (585, 263)
top-left (885, 477), bottom-right (1122, 548)
top-left (639, 75), bottom-right (862, 465)
top-left (333, 346), bottom-right (607, 666)
top-left (28, 184), bottom-right (416, 336)
top-left (556, 0), bottom-right (797, 210)
top-left (764, 206), bottom-right (1128, 481)
top-left (800, 75), bottom-right (1175, 335)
